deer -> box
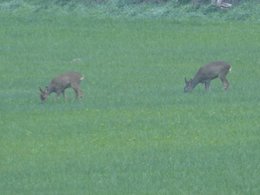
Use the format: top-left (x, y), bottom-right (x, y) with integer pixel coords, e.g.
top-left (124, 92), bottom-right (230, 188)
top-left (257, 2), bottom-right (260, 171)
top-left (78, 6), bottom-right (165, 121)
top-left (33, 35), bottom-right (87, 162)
top-left (39, 72), bottom-right (84, 102)
top-left (184, 61), bottom-right (231, 93)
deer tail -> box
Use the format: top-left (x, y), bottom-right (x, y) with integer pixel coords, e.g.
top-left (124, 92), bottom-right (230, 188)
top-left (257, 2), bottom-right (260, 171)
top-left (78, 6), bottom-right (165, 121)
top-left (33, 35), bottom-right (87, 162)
top-left (80, 75), bottom-right (85, 80)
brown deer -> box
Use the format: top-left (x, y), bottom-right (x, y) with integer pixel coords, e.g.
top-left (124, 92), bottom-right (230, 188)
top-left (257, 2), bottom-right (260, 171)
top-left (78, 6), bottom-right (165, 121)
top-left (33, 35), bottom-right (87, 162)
top-left (39, 72), bottom-right (84, 102)
top-left (184, 61), bottom-right (231, 92)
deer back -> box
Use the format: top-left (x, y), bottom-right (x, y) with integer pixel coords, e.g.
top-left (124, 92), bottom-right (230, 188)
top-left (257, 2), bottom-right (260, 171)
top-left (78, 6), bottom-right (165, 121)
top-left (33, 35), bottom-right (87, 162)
top-left (194, 61), bottom-right (230, 82)
top-left (48, 72), bottom-right (83, 92)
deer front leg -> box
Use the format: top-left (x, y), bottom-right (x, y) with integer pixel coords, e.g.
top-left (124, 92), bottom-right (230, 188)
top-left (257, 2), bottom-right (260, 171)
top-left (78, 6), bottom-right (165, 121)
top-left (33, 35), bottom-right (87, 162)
top-left (204, 81), bottom-right (211, 91)
top-left (56, 89), bottom-right (67, 100)
top-left (61, 90), bottom-right (66, 100)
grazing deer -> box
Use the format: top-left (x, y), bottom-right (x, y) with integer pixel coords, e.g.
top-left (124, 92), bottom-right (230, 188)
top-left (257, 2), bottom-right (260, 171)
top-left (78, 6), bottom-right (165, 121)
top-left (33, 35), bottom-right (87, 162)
top-left (39, 72), bottom-right (84, 102)
top-left (184, 61), bottom-right (231, 92)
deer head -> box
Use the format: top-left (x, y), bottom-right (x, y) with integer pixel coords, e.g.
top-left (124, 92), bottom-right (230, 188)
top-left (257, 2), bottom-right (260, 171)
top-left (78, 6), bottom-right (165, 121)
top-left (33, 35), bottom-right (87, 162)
top-left (184, 78), bottom-right (193, 93)
top-left (39, 87), bottom-right (49, 102)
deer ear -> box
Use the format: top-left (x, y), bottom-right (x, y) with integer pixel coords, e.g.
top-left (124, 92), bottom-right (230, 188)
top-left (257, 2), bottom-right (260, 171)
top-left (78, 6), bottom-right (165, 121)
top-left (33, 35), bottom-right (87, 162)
top-left (185, 77), bottom-right (188, 83)
top-left (39, 87), bottom-right (43, 93)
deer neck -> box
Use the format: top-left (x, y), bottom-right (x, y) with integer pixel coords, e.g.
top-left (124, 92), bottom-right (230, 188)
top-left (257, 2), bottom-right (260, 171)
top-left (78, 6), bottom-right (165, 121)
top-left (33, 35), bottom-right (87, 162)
top-left (191, 77), bottom-right (200, 89)
top-left (47, 85), bottom-right (56, 94)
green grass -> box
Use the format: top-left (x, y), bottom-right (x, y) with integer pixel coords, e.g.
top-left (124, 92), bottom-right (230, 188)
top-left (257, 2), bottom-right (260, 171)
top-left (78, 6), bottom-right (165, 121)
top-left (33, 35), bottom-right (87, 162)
top-left (0, 12), bottom-right (260, 194)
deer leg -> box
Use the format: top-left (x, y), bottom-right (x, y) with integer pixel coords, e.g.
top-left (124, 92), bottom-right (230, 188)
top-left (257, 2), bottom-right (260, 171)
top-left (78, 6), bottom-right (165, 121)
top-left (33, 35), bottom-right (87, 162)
top-left (53, 91), bottom-right (61, 101)
top-left (72, 84), bottom-right (83, 99)
top-left (73, 88), bottom-right (79, 99)
top-left (204, 81), bottom-right (211, 91)
top-left (56, 91), bottom-right (61, 97)
top-left (72, 86), bottom-right (82, 99)
top-left (219, 70), bottom-right (230, 90)
top-left (77, 88), bottom-right (84, 98)
top-left (220, 77), bottom-right (229, 90)
top-left (78, 88), bottom-right (83, 98)
top-left (61, 90), bottom-right (66, 100)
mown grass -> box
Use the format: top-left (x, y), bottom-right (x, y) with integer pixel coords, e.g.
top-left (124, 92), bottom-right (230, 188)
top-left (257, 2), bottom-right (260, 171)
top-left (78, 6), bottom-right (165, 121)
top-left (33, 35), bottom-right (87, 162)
top-left (0, 11), bottom-right (260, 194)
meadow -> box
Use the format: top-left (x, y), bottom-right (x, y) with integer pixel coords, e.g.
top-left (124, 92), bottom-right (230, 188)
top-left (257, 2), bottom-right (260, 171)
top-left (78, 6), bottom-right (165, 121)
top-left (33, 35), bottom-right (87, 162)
top-left (0, 9), bottom-right (260, 194)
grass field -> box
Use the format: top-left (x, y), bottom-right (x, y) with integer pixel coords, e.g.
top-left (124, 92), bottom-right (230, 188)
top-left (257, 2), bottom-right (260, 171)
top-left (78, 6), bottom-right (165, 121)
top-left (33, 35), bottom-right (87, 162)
top-left (0, 11), bottom-right (260, 194)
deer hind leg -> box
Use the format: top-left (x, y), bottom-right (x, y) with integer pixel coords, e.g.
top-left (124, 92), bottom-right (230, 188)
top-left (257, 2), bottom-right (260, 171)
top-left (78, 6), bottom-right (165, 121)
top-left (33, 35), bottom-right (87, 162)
top-left (71, 84), bottom-right (83, 99)
top-left (222, 78), bottom-right (229, 90)
top-left (219, 70), bottom-right (230, 90)
top-left (219, 75), bottom-right (229, 90)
